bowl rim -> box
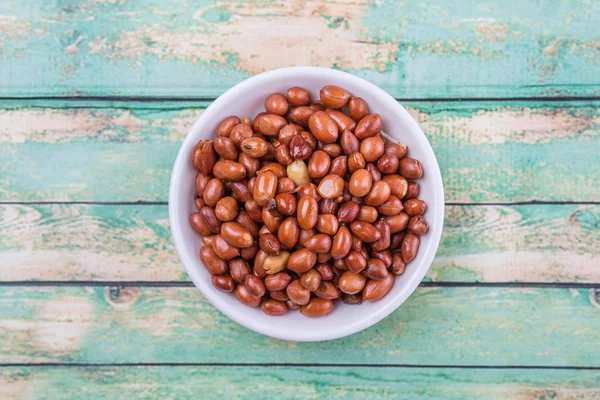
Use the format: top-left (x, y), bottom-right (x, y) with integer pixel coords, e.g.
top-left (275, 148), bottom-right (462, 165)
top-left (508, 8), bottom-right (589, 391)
top-left (169, 66), bottom-right (445, 342)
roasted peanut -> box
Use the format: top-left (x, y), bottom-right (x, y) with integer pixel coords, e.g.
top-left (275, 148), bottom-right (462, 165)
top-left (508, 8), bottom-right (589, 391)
top-left (192, 141), bottom-right (217, 175)
top-left (371, 219), bottom-right (391, 252)
top-left (286, 280), bottom-right (311, 305)
top-left (404, 181), bottom-right (420, 200)
top-left (238, 153), bottom-right (260, 178)
top-left (234, 284), bottom-right (261, 307)
top-left (262, 201), bottom-right (283, 233)
top-left (277, 177), bottom-right (296, 194)
top-left (212, 234), bottom-right (241, 260)
top-left (203, 178), bottom-right (225, 207)
top-left (304, 233), bottom-right (333, 253)
top-left (230, 258), bottom-right (250, 282)
top-left (261, 299), bottom-right (288, 316)
top-left (288, 248), bottom-right (317, 274)
top-left (365, 181), bottom-right (391, 207)
top-left (307, 150), bottom-right (331, 179)
top-left (314, 281), bottom-right (340, 300)
top-left (254, 170), bottom-right (278, 206)
top-left (398, 158), bottom-right (423, 179)
top-left (286, 87), bottom-right (311, 106)
top-left (404, 199), bottom-right (427, 216)
top-left (347, 152), bottom-right (366, 173)
top-left (329, 155), bottom-right (348, 177)
top-left (241, 137), bottom-right (269, 158)
top-left (363, 258), bottom-right (389, 280)
top-left (263, 251), bottom-right (291, 275)
top-left (258, 114), bottom-right (287, 136)
top-left (199, 246), bottom-right (228, 275)
top-left (215, 197), bottom-right (238, 222)
top-left (212, 275), bottom-right (235, 292)
top-left (331, 226), bottom-right (352, 259)
top-left (384, 143), bottom-right (407, 160)
top-left (387, 212), bottom-right (410, 233)
top-left (200, 207), bottom-right (222, 234)
top-left (301, 298), bottom-right (334, 317)
top-left (229, 123), bottom-right (253, 145)
top-left (348, 97), bottom-right (369, 121)
top-left (265, 272), bottom-right (292, 291)
top-left (308, 111), bottom-right (339, 144)
top-left (320, 85), bottom-right (350, 109)
top-left (288, 106), bottom-right (314, 127)
top-left (349, 169), bottom-right (372, 197)
top-left (360, 136), bottom-right (385, 163)
top-left (297, 196), bottom-right (318, 230)
top-left (390, 253), bottom-right (406, 275)
top-left (289, 134), bottom-right (313, 160)
top-left (315, 263), bottom-right (334, 281)
top-left (190, 212), bottom-right (212, 236)
top-left (337, 201), bottom-right (360, 223)
top-left (269, 289), bottom-right (289, 301)
top-left (354, 113), bottom-right (382, 140)
top-left (217, 116), bottom-right (241, 137)
top-left (377, 195), bottom-right (403, 216)
top-left (278, 216), bottom-right (300, 248)
top-left (244, 274), bottom-right (266, 298)
top-left (340, 129), bottom-right (360, 155)
top-left (317, 174), bottom-right (344, 199)
top-left (401, 233), bottom-right (420, 264)
top-left (265, 93), bottom-right (289, 116)
top-left (213, 160), bottom-right (247, 181)
top-left (350, 221), bottom-right (381, 243)
top-left (344, 250), bottom-right (367, 273)
top-left (326, 109), bottom-right (357, 132)
top-left (315, 214), bottom-right (339, 235)
top-left (408, 215), bottom-right (429, 235)
top-left (221, 221), bottom-right (254, 248)
top-left (338, 271), bottom-right (367, 295)
top-left (214, 137), bottom-right (238, 160)
top-left (377, 153), bottom-right (399, 174)
top-left (259, 232), bottom-right (281, 255)
top-left (362, 273), bottom-right (394, 301)
top-left (275, 143), bottom-right (294, 165)
top-left (300, 269), bottom-right (322, 291)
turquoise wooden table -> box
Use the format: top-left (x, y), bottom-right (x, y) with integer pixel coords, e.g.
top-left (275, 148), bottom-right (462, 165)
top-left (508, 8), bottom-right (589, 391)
top-left (1, 0), bottom-right (599, 398)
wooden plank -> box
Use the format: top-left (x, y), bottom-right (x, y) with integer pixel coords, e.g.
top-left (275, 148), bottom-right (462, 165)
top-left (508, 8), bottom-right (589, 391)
top-left (0, 204), bottom-right (598, 283)
top-left (1, 366), bottom-right (599, 400)
top-left (0, 101), bottom-right (598, 202)
top-left (1, 286), bottom-right (599, 365)
top-left (0, 0), bottom-right (599, 98)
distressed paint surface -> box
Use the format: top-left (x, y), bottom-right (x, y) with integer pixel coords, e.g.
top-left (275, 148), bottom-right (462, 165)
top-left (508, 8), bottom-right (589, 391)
top-left (0, 204), bottom-right (598, 283)
top-left (1, 101), bottom-right (599, 202)
top-left (1, 366), bottom-right (600, 400)
top-left (1, 286), bottom-right (599, 365)
top-left (0, 0), bottom-right (599, 98)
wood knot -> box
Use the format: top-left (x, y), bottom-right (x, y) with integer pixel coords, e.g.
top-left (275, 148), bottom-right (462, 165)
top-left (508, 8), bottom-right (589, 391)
top-left (105, 286), bottom-right (139, 308)
top-left (590, 289), bottom-right (600, 311)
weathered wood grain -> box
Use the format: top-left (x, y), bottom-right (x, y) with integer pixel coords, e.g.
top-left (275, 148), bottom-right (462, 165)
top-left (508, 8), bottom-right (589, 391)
top-left (0, 0), bottom-right (599, 98)
top-left (1, 286), bottom-right (599, 365)
top-left (1, 366), bottom-right (600, 400)
top-left (1, 101), bottom-right (598, 202)
top-left (0, 204), bottom-right (598, 283)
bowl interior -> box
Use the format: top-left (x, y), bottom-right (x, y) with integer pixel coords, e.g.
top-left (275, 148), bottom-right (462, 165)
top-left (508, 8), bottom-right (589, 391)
top-left (169, 67), bottom-right (444, 342)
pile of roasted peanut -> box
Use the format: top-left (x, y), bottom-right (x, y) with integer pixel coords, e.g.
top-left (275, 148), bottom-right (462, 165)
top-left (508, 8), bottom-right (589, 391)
top-left (190, 85), bottom-right (428, 317)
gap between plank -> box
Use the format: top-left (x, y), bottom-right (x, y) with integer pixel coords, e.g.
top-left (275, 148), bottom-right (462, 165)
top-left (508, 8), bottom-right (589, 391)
top-left (1, 201), bottom-right (598, 206)
top-left (1, 96), bottom-right (600, 103)
top-left (0, 362), bottom-right (598, 370)
top-left (0, 281), bottom-right (597, 288)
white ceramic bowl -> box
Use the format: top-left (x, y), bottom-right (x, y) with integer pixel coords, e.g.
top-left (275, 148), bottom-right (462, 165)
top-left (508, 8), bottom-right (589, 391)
top-left (169, 66), bottom-right (444, 342)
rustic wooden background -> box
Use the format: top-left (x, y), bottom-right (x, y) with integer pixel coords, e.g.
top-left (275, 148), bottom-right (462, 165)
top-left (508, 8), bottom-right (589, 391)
top-left (1, 0), bottom-right (599, 398)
